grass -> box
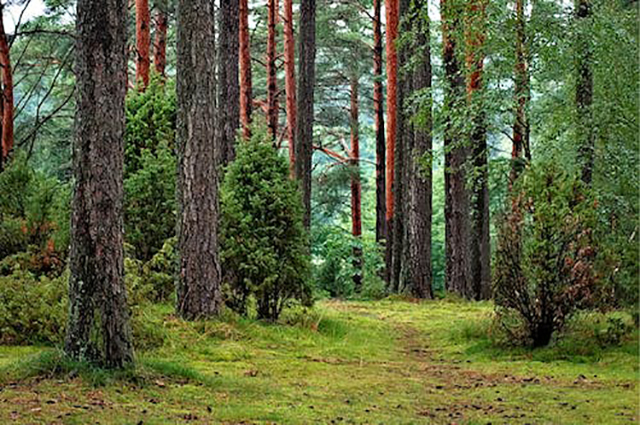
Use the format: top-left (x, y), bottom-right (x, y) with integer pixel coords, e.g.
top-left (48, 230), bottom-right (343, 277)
top-left (0, 299), bottom-right (637, 424)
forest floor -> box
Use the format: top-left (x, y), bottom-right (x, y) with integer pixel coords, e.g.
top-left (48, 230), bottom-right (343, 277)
top-left (0, 299), bottom-right (637, 424)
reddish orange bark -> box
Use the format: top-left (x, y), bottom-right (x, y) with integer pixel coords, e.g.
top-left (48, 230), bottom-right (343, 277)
top-left (350, 77), bottom-right (362, 291)
top-left (153, 6), bottom-right (168, 77)
top-left (135, 0), bottom-right (151, 89)
top-left (511, 0), bottom-right (530, 186)
top-left (373, 0), bottom-right (386, 244)
top-left (465, 0), bottom-right (486, 99)
top-left (0, 4), bottom-right (13, 164)
top-left (266, 0), bottom-right (279, 139)
top-left (385, 0), bottom-right (398, 223)
top-left (239, 0), bottom-right (253, 139)
top-left (283, 0), bottom-right (297, 176)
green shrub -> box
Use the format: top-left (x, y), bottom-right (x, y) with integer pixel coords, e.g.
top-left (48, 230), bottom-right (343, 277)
top-left (220, 125), bottom-right (312, 321)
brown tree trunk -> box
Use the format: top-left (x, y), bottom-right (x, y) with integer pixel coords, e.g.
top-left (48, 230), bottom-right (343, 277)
top-left (65, 0), bottom-right (134, 368)
top-left (266, 0), bottom-right (279, 139)
top-left (373, 0), bottom-right (386, 246)
top-left (176, 0), bottom-right (222, 319)
top-left (406, 2), bottom-right (433, 299)
top-left (466, 0), bottom-right (491, 300)
top-left (442, 0), bottom-right (472, 298)
top-left (153, 0), bottom-right (168, 77)
top-left (283, 0), bottom-right (297, 176)
top-left (575, 0), bottom-right (594, 184)
top-left (294, 0), bottom-right (316, 229)
top-left (511, 0), bottom-right (530, 186)
top-left (350, 76), bottom-right (363, 292)
top-left (239, 0), bottom-right (253, 139)
top-left (135, 0), bottom-right (151, 89)
top-left (217, 0), bottom-right (240, 166)
top-left (0, 3), bottom-right (13, 165)
top-left (384, 0), bottom-right (399, 285)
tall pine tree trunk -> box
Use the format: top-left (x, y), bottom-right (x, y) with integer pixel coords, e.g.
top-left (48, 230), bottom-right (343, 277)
top-left (466, 0), bottom-right (491, 300)
top-left (266, 0), bottom-right (279, 139)
top-left (442, 0), bottom-right (472, 298)
top-left (384, 0), bottom-right (399, 286)
top-left (0, 2), bottom-right (13, 166)
top-left (217, 0), bottom-right (240, 166)
top-left (65, 0), bottom-right (134, 368)
top-left (153, 0), bottom-right (168, 77)
top-left (350, 76), bottom-right (363, 292)
top-left (295, 0), bottom-right (316, 229)
top-left (176, 0), bottom-right (222, 319)
top-left (239, 0), bottom-right (253, 139)
top-left (373, 0), bottom-right (386, 245)
top-left (406, 2), bottom-right (433, 299)
top-left (511, 0), bottom-right (530, 185)
top-left (575, 0), bottom-right (594, 184)
top-left (283, 0), bottom-right (297, 175)
top-left (135, 0), bottom-right (151, 89)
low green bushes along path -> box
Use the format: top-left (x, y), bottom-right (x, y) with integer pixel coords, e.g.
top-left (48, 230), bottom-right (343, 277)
top-left (0, 299), bottom-right (637, 424)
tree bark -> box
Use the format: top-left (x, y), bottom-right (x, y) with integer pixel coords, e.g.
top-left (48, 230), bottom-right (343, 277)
top-left (153, 0), bottom-right (168, 77)
top-left (295, 0), bottom-right (316, 229)
top-left (442, 0), bottom-right (472, 298)
top-left (266, 0), bottom-right (279, 139)
top-left (239, 0), bottom-right (253, 139)
top-left (373, 0), bottom-right (386, 246)
top-left (575, 0), bottom-right (594, 184)
top-left (384, 0), bottom-right (399, 285)
top-left (350, 76), bottom-right (363, 292)
top-left (465, 0), bottom-right (491, 300)
top-left (510, 0), bottom-right (530, 186)
top-left (65, 0), bottom-right (134, 368)
top-left (135, 0), bottom-right (151, 89)
top-left (176, 0), bottom-right (222, 319)
top-left (283, 0), bottom-right (297, 176)
top-left (0, 2), bottom-right (13, 166)
top-left (217, 0), bottom-right (240, 166)
top-left (406, 2), bottom-right (433, 299)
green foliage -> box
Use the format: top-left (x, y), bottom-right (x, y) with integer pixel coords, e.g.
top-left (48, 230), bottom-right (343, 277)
top-left (494, 163), bottom-right (599, 347)
top-left (220, 125), bottom-right (312, 320)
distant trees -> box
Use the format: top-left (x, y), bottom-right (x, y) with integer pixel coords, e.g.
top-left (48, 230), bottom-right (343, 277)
top-left (153, 0), bottom-right (168, 77)
top-left (575, 0), bottom-right (594, 184)
top-left (373, 0), bottom-right (386, 245)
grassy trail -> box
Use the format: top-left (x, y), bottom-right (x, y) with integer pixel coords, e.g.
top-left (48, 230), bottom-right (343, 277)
top-left (0, 300), bottom-right (637, 424)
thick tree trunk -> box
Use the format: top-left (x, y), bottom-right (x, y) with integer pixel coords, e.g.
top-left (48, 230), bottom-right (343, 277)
top-left (295, 0), bottom-right (316, 229)
top-left (217, 0), bottom-right (240, 166)
top-left (466, 0), bottom-right (491, 300)
top-left (510, 0), bottom-right (530, 186)
top-left (176, 0), bottom-right (222, 319)
top-left (266, 0), bottom-right (279, 139)
top-left (384, 0), bottom-right (399, 285)
top-left (153, 0), bottom-right (168, 77)
top-left (442, 0), bottom-right (472, 298)
top-left (65, 0), bottom-right (134, 368)
top-left (575, 0), bottom-right (594, 184)
top-left (350, 76), bottom-right (363, 292)
top-left (373, 0), bottom-right (386, 246)
top-left (406, 3), bottom-right (433, 299)
top-left (135, 0), bottom-right (151, 89)
top-left (283, 0), bottom-right (297, 176)
top-left (0, 3), bottom-right (13, 166)
top-left (239, 0), bottom-right (253, 139)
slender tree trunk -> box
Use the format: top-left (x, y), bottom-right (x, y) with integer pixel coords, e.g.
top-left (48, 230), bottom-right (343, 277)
top-left (266, 0), bottom-right (279, 139)
top-left (176, 0), bottom-right (222, 320)
top-left (283, 0), bottom-right (297, 176)
top-left (153, 0), bottom-right (168, 77)
top-left (0, 3), bottom-right (13, 165)
top-left (135, 0), bottom-right (151, 89)
top-left (373, 0), bottom-right (386, 246)
top-left (295, 0), bottom-right (316, 229)
top-left (65, 0), bottom-right (134, 368)
top-left (406, 2), bottom-right (433, 299)
top-left (350, 76), bottom-right (363, 292)
top-left (239, 0), bottom-right (253, 139)
top-left (442, 0), bottom-right (472, 298)
top-left (575, 0), bottom-right (594, 184)
top-left (217, 0), bottom-right (240, 166)
top-left (384, 0), bottom-right (399, 285)
top-left (511, 0), bottom-right (530, 186)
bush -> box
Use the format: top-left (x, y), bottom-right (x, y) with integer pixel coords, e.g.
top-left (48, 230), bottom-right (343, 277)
top-left (493, 164), bottom-right (598, 347)
top-left (220, 125), bottom-right (312, 321)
